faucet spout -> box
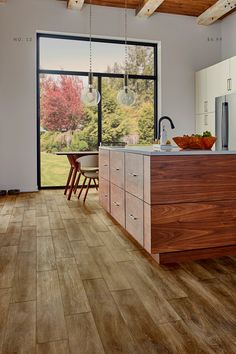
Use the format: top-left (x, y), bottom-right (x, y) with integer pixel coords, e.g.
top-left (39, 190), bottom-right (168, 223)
top-left (157, 116), bottom-right (175, 140)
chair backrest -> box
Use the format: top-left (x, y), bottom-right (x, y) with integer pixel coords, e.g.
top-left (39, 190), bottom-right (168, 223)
top-left (77, 155), bottom-right (98, 168)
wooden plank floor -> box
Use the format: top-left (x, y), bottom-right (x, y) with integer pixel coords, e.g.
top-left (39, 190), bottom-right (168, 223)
top-left (0, 190), bottom-right (236, 353)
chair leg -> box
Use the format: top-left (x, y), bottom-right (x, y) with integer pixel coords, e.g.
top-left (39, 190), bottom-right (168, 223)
top-left (83, 178), bottom-right (91, 203)
top-left (78, 177), bottom-right (87, 199)
top-left (74, 172), bottom-right (81, 194)
top-left (67, 168), bottom-right (77, 201)
top-left (64, 166), bottom-right (73, 195)
top-left (93, 178), bottom-right (98, 190)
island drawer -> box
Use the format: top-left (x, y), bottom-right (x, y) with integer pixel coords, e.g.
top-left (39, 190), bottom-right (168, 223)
top-left (126, 192), bottom-right (144, 246)
top-left (110, 151), bottom-right (124, 189)
top-left (125, 153), bottom-right (144, 200)
top-left (111, 183), bottom-right (125, 227)
top-left (99, 149), bottom-right (110, 181)
top-left (150, 200), bottom-right (236, 253)
top-left (99, 177), bottom-right (110, 212)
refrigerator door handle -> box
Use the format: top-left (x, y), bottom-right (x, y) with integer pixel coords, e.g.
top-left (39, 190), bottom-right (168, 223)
top-left (221, 102), bottom-right (229, 150)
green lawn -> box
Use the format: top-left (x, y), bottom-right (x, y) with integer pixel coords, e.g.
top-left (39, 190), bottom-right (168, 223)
top-left (41, 152), bottom-right (69, 187)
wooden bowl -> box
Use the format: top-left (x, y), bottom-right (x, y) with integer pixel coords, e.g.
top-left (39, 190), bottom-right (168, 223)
top-left (173, 136), bottom-right (217, 150)
top-left (188, 137), bottom-right (204, 149)
top-left (202, 137), bottom-right (217, 150)
top-left (173, 137), bottom-right (190, 149)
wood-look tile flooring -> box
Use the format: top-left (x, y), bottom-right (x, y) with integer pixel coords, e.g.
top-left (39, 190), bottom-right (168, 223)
top-left (0, 190), bottom-right (236, 354)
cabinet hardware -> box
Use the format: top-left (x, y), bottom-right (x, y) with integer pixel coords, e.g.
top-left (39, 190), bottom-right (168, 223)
top-left (204, 101), bottom-right (208, 113)
top-left (227, 78), bottom-right (232, 91)
top-left (115, 168), bottom-right (120, 171)
top-left (129, 214), bottom-right (137, 220)
top-left (204, 115), bottom-right (208, 126)
top-left (128, 172), bottom-right (138, 177)
top-left (112, 201), bottom-right (120, 207)
top-left (103, 164), bottom-right (108, 167)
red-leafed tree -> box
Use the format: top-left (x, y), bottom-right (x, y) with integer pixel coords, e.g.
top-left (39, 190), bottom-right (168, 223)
top-left (41, 75), bottom-right (84, 132)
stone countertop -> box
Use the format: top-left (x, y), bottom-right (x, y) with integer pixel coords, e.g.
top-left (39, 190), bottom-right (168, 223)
top-left (99, 145), bottom-right (236, 156)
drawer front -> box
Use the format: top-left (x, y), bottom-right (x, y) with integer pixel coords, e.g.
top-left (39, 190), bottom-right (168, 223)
top-left (110, 151), bottom-right (124, 189)
top-left (99, 149), bottom-right (110, 181)
top-left (151, 200), bottom-right (236, 253)
top-left (126, 192), bottom-right (144, 246)
top-left (111, 184), bottom-right (125, 227)
top-left (99, 177), bottom-right (110, 212)
top-left (125, 153), bottom-right (143, 199)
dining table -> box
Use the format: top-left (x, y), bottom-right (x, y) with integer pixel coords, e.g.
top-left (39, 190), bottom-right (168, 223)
top-left (55, 151), bottom-right (99, 200)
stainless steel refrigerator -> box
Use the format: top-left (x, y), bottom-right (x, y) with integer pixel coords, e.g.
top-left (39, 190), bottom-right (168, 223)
top-left (216, 92), bottom-right (236, 151)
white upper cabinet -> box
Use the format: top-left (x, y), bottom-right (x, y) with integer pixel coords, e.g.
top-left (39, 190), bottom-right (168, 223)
top-left (229, 57), bottom-right (236, 93)
top-left (195, 69), bottom-right (207, 115)
top-left (207, 60), bottom-right (229, 112)
top-left (195, 55), bottom-right (236, 117)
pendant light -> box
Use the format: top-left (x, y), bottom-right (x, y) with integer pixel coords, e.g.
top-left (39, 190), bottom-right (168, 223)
top-left (117, 0), bottom-right (135, 107)
top-left (81, 0), bottom-right (101, 106)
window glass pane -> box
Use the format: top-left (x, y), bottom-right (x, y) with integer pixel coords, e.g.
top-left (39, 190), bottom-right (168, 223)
top-left (40, 74), bottom-right (98, 187)
top-left (102, 78), bottom-right (154, 145)
top-left (40, 37), bottom-right (154, 75)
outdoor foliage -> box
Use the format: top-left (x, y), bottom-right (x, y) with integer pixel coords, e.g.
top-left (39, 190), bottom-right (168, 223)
top-left (41, 75), bottom-right (84, 131)
top-left (40, 45), bottom-right (155, 185)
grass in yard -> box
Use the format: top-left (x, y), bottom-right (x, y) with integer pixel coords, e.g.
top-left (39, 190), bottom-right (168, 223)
top-left (41, 152), bottom-right (69, 187)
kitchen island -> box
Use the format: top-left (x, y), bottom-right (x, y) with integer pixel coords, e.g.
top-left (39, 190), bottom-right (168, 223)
top-left (99, 146), bottom-right (236, 264)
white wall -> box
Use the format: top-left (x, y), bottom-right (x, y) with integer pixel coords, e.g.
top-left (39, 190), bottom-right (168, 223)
top-left (221, 12), bottom-right (236, 60)
top-left (0, 0), bottom-right (222, 191)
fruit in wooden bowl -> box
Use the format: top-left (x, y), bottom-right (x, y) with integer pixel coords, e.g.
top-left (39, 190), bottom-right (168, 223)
top-left (173, 132), bottom-right (217, 150)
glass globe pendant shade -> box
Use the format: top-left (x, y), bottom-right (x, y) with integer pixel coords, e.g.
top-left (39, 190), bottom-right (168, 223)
top-left (81, 72), bottom-right (101, 107)
top-left (117, 74), bottom-right (135, 107)
top-left (117, 86), bottom-right (135, 106)
top-left (81, 85), bottom-right (101, 107)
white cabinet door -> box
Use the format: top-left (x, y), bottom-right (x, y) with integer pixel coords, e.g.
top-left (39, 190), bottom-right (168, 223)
top-left (229, 56), bottom-right (236, 93)
top-left (195, 70), bottom-right (207, 115)
top-left (207, 60), bottom-right (229, 112)
top-left (196, 113), bottom-right (215, 136)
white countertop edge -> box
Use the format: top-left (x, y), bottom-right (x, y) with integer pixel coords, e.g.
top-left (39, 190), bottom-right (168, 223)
top-left (99, 146), bottom-right (236, 155)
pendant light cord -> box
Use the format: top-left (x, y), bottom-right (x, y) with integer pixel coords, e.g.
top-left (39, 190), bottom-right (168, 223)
top-left (125, 0), bottom-right (128, 77)
top-left (89, 0), bottom-right (92, 86)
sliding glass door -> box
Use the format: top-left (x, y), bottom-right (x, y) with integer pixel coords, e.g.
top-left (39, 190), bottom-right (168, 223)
top-left (37, 34), bottom-right (157, 188)
top-left (39, 74), bottom-right (98, 187)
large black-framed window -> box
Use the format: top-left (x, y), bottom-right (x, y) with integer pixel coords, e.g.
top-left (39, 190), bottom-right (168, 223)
top-left (37, 33), bottom-right (158, 189)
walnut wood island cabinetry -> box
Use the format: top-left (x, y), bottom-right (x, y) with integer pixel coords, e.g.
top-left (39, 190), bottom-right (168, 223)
top-left (99, 146), bottom-right (236, 264)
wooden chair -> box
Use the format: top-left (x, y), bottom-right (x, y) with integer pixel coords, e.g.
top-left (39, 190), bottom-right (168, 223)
top-left (77, 155), bottom-right (99, 202)
top-left (64, 155), bottom-right (81, 200)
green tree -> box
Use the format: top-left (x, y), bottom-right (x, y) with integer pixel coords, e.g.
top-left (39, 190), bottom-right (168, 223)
top-left (138, 102), bottom-right (154, 144)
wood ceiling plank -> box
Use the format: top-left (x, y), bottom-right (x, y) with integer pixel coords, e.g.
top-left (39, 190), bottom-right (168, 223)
top-left (60, 0), bottom-right (236, 20)
top-left (197, 0), bottom-right (236, 25)
top-left (136, 0), bottom-right (165, 17)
